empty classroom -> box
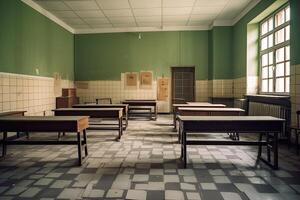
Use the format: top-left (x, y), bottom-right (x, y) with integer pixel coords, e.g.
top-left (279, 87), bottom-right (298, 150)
top-left (1, 0), bottom-right (300, 199)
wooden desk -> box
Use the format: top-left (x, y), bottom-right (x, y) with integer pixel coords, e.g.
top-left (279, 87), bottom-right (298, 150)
top-left (172, 103), bottom-right (226, 130)
top-left (53, 108), bottom-right (123, 140)
top-left (178, 116), bottom-right (285, 169)
top-left (122, 100), bottom-right (157, 120)
top-left (73, 104), bottom-right (129, 129)
top-left (0, 116), bottom-right (89, 166)
top-left (178, 107), bottom-right (244, 116)
top-left (0, 111), bottom-right (27, 138)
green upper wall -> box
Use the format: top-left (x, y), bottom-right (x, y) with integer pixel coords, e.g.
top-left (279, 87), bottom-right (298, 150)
top-left (290, 0), bottom-right (300, 65)
top-left (0, 0), bottom-right (74, 80)
top-left (75, 31), bottom-right (209, 81)
top-left (210, 26), bottom-right (233, 80)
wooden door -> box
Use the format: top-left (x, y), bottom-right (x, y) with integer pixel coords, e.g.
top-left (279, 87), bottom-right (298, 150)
top-left (171, 67), bottom-right (195, 104)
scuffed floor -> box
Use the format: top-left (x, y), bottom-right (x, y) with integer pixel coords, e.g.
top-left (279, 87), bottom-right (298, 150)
top-left (0, 115), bottom-right (300, 200)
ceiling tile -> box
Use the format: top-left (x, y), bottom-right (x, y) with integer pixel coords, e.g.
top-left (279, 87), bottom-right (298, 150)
top-left (164, 7), bottom-right (192, 15)
top-left (52, 10), bottom-right (77, 18)
top-left (163, 21), bottom-right (187, 26)
top-left (133, 8), bottom-right (161, 17)
top-left (103, 9), bottom-right (133, 17)
top-left (195, 0), bottom-right (229, 6)
top-left (90, 24), bottom-right (113, 28)
top-left (188, 20), bottom-right (211, 26)
top-left (96, 0), bottom-right (130, 9)
top-left (36, 1), bottom-right (70, 11)
top-left (113, 23), bottom-right (137, 27)
top-left (163, 0), bottom-right (195, 8)
top-left (109, 17), bottom-right (136, 24)
top-left (192, 6), bottom-right (223, 15)
top-left (190, 14), bottom-right (216, 21)
top-left (84, 18), bottom-right (109, 25)
top-left (64, 17), bottom-right (86, 25)
top-left (64, 0), bottom-right (99, 11)
top-left (164, 15), bottom-right (189, 22)
top-left (138, 22), bottom-right (161, 27)
top-left (72, 24), bottom-right (91, 29)
top-left (76, 11), bottom-right (104, 18)
top-left (129, 0), bottom-right (161, 9)
top-left (135, 16), bottom-right (161, 23)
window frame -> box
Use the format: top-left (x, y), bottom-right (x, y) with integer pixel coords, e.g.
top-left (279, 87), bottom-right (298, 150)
top-left (259, 4), bottom-right (290, 95)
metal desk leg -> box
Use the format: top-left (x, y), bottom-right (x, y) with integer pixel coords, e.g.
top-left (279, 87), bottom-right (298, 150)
top-left (2, 132), bottom-right (7, 157)
top-left (183, 130), bottom-right (187, 168)
top-left (83, 129), bottom-right (88, 156)
top-left (173, 107), bottom-right (176, 130)
top-left (273, 132), bottom-right (278, 169)
top-left (257, 133), bottom-right (263, 158)
top-left (118, 117), bottom-right (122, 140)
top-left (77, 132), bottom-right (82, 166)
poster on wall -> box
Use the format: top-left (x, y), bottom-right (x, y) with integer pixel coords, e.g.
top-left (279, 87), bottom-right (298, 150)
top-left (157, 77), bottom-right (169, 101)
top-left (53, 72), bottom-right (62, 97)
top-left (140, 71), bottom-right (153, 89)
top-left (125, 72), bottom-right (138, 89)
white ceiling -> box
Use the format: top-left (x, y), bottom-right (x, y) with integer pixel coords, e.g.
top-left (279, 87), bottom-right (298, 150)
top-left (25, 0), bottom-right (261, 33)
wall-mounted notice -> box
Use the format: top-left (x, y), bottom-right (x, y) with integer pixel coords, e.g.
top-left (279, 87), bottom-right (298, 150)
top-left (140, 71), bottom-right (153, 89)
top-left (53, 72), bottom-right (62, 97)
top-left (125, 72), bottom-right (138, 88)
top-left (157, 77), bottom-right (169, 101)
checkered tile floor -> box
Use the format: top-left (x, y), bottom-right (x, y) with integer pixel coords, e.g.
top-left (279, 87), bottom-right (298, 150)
top-left (1, 115), bottom-right (300, 200)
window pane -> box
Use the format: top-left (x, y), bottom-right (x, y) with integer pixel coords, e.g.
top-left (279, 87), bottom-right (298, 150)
top-left (269, 66), bottom-right (273, 78)
top-left (285, 77), bottom-right (290, 92)
top-left (286, 46), bottom-right (290, 60)
top-left (262, 54), bottom-right (268, 66)
top-left (285, 25), bottom-right (290, 40)
top-left (276, 78), bottom-right (285, 92)
top-left (268, 34), bottom-right (273, 48)
top-left (276, 63), bottom-right (285, 77)
top-left (275, 10), bottom-right (285, 27)
top-left (269, 79), bottom-right (273, 92)
top-left (269, 52), bottom-right (273, 64)
top-left (286, 61), bottom-right (290, 75)
top-left (261, 37), bottom-right (268, 50)
top-left (268, 18), bottom-right (273, 31)
top-left (262, 79), bottom-right (268, 92)
top-left (261, 21), bottom-right (268, 35)
top-left (276, 47), bottom-right (285, 63)
top-left (275, 28), bottom-right (285, 44)
top-left (286, 7), bottom-right (290, 21)
top-left (262, 67), bottom-right (268, 78)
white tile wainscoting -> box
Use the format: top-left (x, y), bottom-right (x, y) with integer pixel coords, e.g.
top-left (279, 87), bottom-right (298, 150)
top-left (0, 72), bottom-right (73, 116)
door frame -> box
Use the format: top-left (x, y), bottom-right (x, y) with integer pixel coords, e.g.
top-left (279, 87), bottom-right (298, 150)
top-left (171, 66), bottom-right (196, 106)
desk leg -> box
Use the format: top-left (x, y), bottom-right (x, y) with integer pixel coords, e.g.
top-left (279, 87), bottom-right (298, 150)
top-left (273, 132), bottom-right (278, 169)
top-left (173, 107), bottom-right (176, 130)
top-left (178, 122), bottom-right (181, 144)
top-left (2, 132), bottom-right (7, 157)
top-left (257, 133), bottom-right (263, 158)
top-left (155, 105), bottom-right (157, 121)
top-left (83, 129), bottom-right (88, 156)
top-left (182, 130), bottom-right (187, 168)
top-left (118, 117), bottom-right (122, 140)
top-left (266, 133), bottom-right (271, 162)
top-left (77, 132), bottom-right (82, 166)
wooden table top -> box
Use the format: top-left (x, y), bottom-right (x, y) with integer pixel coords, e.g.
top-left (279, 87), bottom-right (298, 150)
top-left (173, 103), bottom-right (226, 108)
top-left (178, 107), bottom-right (244, 112)
top-left (122, 100), bottom-right (157, 104)
top-left (73, 104), bottom-right (128, 108)
top-left (125, 99), bottom-right (156, 101)
top-left (178, 116), bottom-right (285, 122)
top-left (54, 108), bottom-right (122, 112)
top-left (0, 111), bottom-right (26, 117)
top-left (0, 116), bottom-right (89, 132)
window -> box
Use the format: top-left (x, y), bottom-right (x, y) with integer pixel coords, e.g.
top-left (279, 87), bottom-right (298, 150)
top-left (260, 5), bottom-right (290, 94)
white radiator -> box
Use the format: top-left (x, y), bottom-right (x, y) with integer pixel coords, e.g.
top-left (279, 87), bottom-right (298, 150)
top-left (248, 102), bottom-right (290, 138)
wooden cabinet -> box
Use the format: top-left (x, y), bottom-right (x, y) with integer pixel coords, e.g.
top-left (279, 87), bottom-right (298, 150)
top-left (56, 88), bottom-right (79, 108)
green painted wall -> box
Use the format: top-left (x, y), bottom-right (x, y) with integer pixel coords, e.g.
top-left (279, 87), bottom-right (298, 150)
top-left (290, 0), bottom-right (300, 65)
top-left (74, 31), bottom-right (209, 81)
top-left (233, 0), bottom-right (278, 78)
top-left (210, 26), bottom-right (233, 80)
top-left (0, 0), bottom-right (74, 80)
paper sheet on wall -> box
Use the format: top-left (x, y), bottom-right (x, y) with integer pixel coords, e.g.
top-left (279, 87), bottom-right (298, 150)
top-left (140, 71), bottom-right (153, 89)
top-left (125, 72), bottom-right (138, 89)
top-left (157, 77), bottom-right (169, 101)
